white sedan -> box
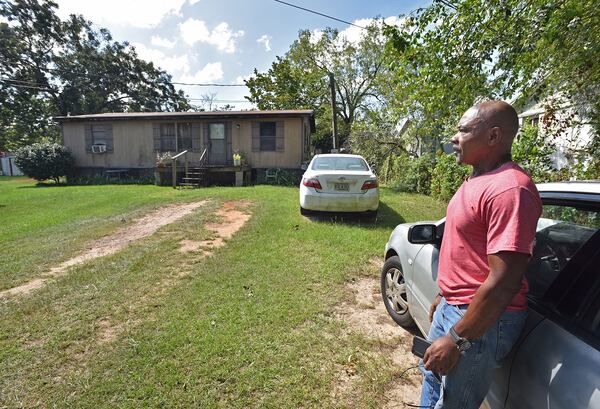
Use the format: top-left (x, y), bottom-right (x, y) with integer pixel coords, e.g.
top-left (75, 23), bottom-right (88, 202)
top-left (299, 154), bottom-right (379, 217)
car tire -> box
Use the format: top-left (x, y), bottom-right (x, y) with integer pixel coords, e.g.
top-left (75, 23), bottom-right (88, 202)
top-left (381, 255), bottom-right (415, 328)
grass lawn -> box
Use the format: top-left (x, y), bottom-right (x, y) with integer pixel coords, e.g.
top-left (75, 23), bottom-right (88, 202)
top-left (0, 176), bottom-right (445, 408)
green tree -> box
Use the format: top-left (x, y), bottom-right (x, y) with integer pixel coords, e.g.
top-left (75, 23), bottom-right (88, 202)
top-left (246, 24), bottom-right (389, 152)
top-left (430, 153), bottom-right (470, 202)
top-left (0, 0), bottom-right (190, 151)
top-left (384, 0), bottom-right (600, 159)
top-left (512, 124), bottom-right (556, 182)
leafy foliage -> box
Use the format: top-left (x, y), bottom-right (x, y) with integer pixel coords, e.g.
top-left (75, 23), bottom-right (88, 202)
top-left (384, 0), bottom-right (600, 157)
top-left (14, 142), bottom-right (75, 183)
top-left (512, 124), bottom-right (556, 182)
top-left (430, 153), bottom-right (470, 202)
top-left (382, 153), bottom-right (435, 195)
top-left (0, 0), bottom-right (190, 151)
top-left (246, 24), bottom-right (389, 152)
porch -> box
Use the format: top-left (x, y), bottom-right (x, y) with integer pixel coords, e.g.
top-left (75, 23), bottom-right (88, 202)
top-left (155, 150), bottom-right (252, 188)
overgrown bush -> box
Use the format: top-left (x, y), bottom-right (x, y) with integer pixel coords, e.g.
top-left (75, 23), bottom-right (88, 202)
top-left (430, 152), bottom-right (470, 202)
top-left (14, 142), bottom-right (75, 183)
top-left (386, 153), bottom-right (436, 195)
top-left (512, 124), bottom-right (557, 182)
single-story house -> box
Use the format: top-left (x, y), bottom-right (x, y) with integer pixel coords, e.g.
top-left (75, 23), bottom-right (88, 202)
top-left (54, 110), bottom-right (315, 183)
top-left (517, 96), bottom-right (593, 170)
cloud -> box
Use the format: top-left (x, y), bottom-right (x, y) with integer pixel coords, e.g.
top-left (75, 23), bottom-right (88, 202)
top-left (310, 17), bottom-right (407, 46)
top-left (131, 43), bottom-right (190, 74)
top-left (188, 0), bottom-right (201, 4)
top-left (54, 0), bottom-right (186, 28)
top-left (234, 74), bottom-right (254, 85)
top-left (151, 36), bottom-right (176, 49)
top-left (180, 62), bottom-right (224, 83)
top-left (340, 16), bottom-right (406, 44)
top-left (257, 34), bottom-right (272, 52)
top-left (179, 19), bottom-right (244, 53)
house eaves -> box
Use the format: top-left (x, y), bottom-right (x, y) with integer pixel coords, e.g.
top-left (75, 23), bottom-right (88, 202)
top-left (53, 110), bottom-right (316, 132)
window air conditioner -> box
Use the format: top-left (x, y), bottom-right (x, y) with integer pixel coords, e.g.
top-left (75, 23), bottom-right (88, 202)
top-left (91, 143), bottom-right (107, 154)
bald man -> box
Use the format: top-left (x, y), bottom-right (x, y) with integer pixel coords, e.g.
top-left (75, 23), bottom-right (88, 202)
top-left (419, 101), bottom-right (542, 409)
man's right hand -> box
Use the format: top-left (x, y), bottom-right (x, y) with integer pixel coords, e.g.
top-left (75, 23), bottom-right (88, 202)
top-left (429, 293), bottom-right (442, 323)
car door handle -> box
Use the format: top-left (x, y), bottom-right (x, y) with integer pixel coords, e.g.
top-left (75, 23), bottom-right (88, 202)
top-left (408, 258), bottom-right (413, 265)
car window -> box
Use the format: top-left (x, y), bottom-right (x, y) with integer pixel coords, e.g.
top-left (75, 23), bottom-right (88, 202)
top-left (526, 204), bottom-right (600, 302)
top-left (311, 157), bottom-right (369, 171)
top-left (576, 250), bottom-right (600, 338)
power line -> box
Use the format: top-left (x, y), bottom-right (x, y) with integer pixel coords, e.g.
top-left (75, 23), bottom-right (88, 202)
top-left (1, 79), bottom-right (253, 105)
top-left (272, 0), bottom-right (366, 29)
top-left (1, 77), bottom-right (249, 92)
top-left (189, 99), bottom-right (252, 103)
top-left (1, 78), bottom-right (47, 86)
top-left (0, 79), bottom-right (53, 91)
top-left (172, 82), bottom-right (247, 87)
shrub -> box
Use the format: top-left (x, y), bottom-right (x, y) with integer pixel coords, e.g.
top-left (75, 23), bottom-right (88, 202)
top-left (388, 153), bottom-right (436, 195)
top-left (14, 142), bottom-right (75, 183)
top-left (430, 152), bottom-right (470, 202)
top-left (512, 124), bottom-right (556, 182)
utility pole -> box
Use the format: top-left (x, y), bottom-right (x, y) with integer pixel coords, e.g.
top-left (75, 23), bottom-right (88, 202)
top-left (329, 72), bottom-right (338, 151)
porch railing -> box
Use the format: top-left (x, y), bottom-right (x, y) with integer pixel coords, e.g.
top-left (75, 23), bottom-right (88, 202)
top-left (171, 150), bottom-right (189, 188)
top-left (198, 148), bottom-right (208, 168)
top-left (170, 148), bottom-right (208, 188)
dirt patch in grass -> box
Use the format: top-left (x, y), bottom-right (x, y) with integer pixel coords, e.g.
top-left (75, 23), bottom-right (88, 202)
top-left (1, 200), bottom-right (207, 298)
top-left (334, 258), bottom-right (422, 408)
top-left (97, 317), bottom-right (117, 344)
top-left (92, 200), bottom-right (253, 347)
top-left (179, 200), bottom-right (251, 256)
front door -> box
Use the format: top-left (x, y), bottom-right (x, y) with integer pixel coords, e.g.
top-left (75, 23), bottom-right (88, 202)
top-left (208, 123), bottom-right (226, 165)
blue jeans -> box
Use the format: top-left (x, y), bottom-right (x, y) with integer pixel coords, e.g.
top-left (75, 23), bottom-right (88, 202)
top-left (419, 298), bottom-right (527, 409)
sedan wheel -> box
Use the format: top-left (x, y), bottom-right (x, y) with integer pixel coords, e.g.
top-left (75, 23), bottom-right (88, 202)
top-left (381, 255), bottom-right (415, 328)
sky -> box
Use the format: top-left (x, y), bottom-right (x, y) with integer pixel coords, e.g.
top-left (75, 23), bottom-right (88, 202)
top-left (52, 0), bottom-right (430, 110)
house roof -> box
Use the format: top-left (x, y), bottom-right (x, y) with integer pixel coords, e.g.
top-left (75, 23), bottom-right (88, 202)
top-left (53, 110), bottom-right (316, 132)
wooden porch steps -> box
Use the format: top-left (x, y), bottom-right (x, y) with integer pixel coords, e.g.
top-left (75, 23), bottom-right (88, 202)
top-left (179, 167), bottom-right (208, 188)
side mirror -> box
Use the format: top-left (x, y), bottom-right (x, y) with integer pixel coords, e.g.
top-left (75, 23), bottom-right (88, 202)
top-left (408, 224), bottom-right (438, 244)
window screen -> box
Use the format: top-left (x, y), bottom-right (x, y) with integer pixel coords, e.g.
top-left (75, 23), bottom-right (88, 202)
top-left (260, 122), bottom-right (276, 151)
top-left (160, 124), bottom-right (175, 152)
top-left (178, 123), bottom-right (192, 150)
top-left (91, 125), bottom-right (108, 145)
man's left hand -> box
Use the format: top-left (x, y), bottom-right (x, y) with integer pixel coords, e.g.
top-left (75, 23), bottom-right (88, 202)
top-left (423, 335), bottom-right (461, 375)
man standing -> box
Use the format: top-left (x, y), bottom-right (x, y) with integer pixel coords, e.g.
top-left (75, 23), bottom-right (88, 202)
top-left (420, 101), bottom-right (542, 409)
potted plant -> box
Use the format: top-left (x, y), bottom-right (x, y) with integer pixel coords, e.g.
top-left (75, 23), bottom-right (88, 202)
top-left (233, 152), bottom-right (242, 167)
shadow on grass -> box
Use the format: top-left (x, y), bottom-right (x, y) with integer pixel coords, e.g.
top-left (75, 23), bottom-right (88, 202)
top-left (18, 182), bottom-right (68, 188)
top-left (303, 202), bottom-right (405, 229)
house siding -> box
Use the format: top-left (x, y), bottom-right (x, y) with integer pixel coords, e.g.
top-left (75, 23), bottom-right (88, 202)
top-left (62, 116), bottom-right (309, 170)
top-left (234, 117), bottom-right (303, 168)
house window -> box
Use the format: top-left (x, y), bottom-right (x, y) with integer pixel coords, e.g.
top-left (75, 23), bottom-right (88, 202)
top-left (159, 123), bottom-right (192, 152)
top-left (178, 123), bottom-right (192, 151)
top-left (260, 122), bottom-right (276, 151)
top-left (160, 124), bottom-right (175, 152)
top-left (209, 123), bottom-right (225, 140)
top-left (91, 124), bottom-right (109, 145)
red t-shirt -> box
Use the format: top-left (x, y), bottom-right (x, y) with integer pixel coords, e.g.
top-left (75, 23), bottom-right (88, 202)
top-left (438, 162), bottom-right (542, 310)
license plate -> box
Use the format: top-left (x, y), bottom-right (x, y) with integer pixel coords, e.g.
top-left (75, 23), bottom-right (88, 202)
top-left (334, 183), bottom-right (349, 191)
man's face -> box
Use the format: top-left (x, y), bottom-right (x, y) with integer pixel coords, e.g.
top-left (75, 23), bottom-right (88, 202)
top-left (450, 108), bottom-right (489, 165)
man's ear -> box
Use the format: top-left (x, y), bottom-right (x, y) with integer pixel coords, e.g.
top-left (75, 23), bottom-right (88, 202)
top-left (488, 126), bottom-right (503, 146)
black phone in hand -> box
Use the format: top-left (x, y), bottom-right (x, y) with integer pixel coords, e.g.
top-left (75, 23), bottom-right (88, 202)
top-left (411, 336), bottom-right (432, 358)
